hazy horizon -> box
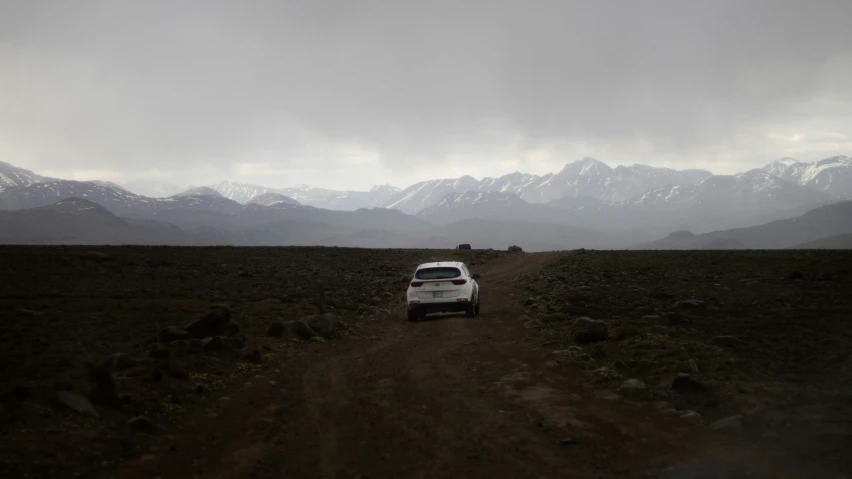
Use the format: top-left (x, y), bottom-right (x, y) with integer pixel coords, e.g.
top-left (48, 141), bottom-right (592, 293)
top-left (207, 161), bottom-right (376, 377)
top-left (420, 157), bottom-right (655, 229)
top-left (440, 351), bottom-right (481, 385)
top-left (2, 0), bottom-right (851, 191)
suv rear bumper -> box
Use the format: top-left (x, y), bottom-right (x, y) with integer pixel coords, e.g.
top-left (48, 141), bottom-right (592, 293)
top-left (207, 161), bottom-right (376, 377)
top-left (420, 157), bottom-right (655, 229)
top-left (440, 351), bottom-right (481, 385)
top-left (409, 301), bottom-right (469, 314)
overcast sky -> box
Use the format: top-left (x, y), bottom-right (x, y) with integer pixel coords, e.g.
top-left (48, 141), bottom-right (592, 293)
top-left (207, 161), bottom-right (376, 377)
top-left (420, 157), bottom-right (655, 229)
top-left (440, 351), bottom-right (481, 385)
top-left (2, 0), bottom-right (851, 191)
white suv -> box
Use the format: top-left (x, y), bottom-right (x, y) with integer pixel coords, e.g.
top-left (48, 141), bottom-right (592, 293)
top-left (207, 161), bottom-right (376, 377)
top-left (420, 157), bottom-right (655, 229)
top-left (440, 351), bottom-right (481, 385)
top-left (406, 261), bottom-right (481, 321)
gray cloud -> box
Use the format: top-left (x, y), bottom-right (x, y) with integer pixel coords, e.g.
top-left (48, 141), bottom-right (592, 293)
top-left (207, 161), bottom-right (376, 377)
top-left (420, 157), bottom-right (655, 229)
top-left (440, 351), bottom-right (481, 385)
top-left (1, 0), bottom-right (851, 189)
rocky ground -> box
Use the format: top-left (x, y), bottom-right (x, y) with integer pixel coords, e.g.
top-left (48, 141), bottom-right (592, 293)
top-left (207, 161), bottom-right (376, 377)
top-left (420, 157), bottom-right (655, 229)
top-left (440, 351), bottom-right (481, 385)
top-left (0, 246), bottom-right (850, 478)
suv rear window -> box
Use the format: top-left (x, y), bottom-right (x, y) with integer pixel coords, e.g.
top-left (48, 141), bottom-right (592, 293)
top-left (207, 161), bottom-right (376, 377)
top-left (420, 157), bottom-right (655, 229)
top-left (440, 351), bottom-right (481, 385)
top-left (415, 267), bottom-right (461, 280)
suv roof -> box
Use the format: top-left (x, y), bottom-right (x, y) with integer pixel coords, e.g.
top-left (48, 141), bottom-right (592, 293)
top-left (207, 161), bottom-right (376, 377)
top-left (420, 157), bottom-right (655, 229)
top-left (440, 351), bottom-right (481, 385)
top-left (416, 261), bottom-right (465, 269)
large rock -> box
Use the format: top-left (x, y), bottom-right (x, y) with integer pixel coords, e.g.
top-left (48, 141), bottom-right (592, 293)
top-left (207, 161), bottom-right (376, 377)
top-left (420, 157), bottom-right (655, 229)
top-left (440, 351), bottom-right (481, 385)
top-left (570, 317), bottom-right (608, 344)
top-left (303, 313), bottom-right (339, 339)
top-left (664, 374), bottom-right (709, 394)
top-left (56, 391), bottom-right (99, 417)
top-left (158, 326), bottom-right (191, 343)
top-left (266, 322), bottom-right (285, 338)
top-left (293, 321), bottom-right (319, 340)
top-left (185, 307), bottom-right (230, 339)
top-left (709, 415), bottom-right (743, 431)
top-left (618, 379), bottom-right (649, 400)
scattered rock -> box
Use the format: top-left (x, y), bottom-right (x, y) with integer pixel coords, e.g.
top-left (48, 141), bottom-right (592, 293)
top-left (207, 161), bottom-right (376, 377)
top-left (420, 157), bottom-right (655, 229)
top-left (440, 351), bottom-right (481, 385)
top-left (570, 317), bottom-right (608, 344)
top-left (662, 408), bottom-right (680, 416)
top-left (88, 366), bottom-right (116, 394)
top-left (103, 353), bottom-right (138, 370)
top-left (662, 312), bottom-right (687, 326)
top-left (309, 336), bottom-right (327, 343)
top-left (524, 298), bottom-right (536, 306)
top-left (673, 300), bottom-right (706, 310)
top-left (240, 345), bottom-right (263, 363)
top-left (223, 321), bottom-right (241, 337)
top-left (304, 313), bottom-right (338, 338)
top-left (185, 307), bottom-right (231, 339)
top-left (146, 369), bottom-right (164, 383)
top-left (266, 322), bottom-right (285, 338)
top-left (579, 285), bottom-right (592, 292)
top-left (202, 336), bottom-right (229, 352)
top-left (709, 415), bottom-right (744, 431)
top-left (55, 391), bottom-right (99, 417)
top-left (17, 308), bottom-right (44, 317)
top-left (665, 374), bottom-right (709, 394)
top-left (127, 416), bottom-right (159, 434)
top-left (619, 379), bottom-right (649, 400)
top-left (558, 438), bottom-right (578, 446)
top-left (158, 326), bottom-right (191, 343)
top-left (788, 270), bottom-right (805, 280)
top-left (293, 320), bottom-right (319, 340)
top-left (818, 272), bottom-right (833, 281)
top-left (711, 336), bottom-right (744, 349)
top-left (81, 251), bottom-right (111, 262)
top-left (680, 410), bottom-right (703, 423)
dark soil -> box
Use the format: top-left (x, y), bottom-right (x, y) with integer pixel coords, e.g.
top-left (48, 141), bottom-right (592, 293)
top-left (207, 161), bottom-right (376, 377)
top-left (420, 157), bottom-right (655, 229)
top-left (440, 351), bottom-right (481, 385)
top-left (0, 246), bottom-right (850, 478)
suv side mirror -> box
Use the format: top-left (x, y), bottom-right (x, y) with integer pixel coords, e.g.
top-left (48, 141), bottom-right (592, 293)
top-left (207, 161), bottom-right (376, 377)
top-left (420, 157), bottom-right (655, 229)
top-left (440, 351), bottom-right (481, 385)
top-left (472, 273), bottom-right (481, 280)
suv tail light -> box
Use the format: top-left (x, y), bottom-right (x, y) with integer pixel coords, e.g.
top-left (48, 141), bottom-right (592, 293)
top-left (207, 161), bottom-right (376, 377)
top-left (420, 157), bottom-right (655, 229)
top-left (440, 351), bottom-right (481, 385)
top-left (451, 279), bottom-right (467, 285)
top-left (410, 281), bottom-right (424, 287)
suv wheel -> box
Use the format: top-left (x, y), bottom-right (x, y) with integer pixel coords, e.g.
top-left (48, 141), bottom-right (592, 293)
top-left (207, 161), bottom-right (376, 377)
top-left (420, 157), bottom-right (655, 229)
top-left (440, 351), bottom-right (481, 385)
top-left (474, 297), bottom-right (480, 316)
top-left (407, 309), bottom-right (419, 322)
top-left (465, 300), bottom-right (476, 317)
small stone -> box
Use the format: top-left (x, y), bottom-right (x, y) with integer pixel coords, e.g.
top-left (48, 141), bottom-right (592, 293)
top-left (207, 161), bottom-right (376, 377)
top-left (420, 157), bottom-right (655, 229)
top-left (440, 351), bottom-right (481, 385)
top-left (662, 408), bottom-right (680, 416)
top-left (308, 336), bottom-right (326, 343)
top-left (709, 415), bottom-right (743, 431)
top-left (711, 336), bottom-right (744, 349)
top-left (788, 270), bottom-right (804, 280)
top-left (202, 336), bottom-right (228, 352)
top-left (127, 416), bottom-right (158, 435)
top-left (81, 251), bottom-right (111, 262)
top-left (663, 312), bottom-right (687, 326)
top-left (558, 438), bottom-right (578, 446)
top-left (619, 379), bottom-right (649, 400)
top-left (673, 300), bottom-right (706, 310)
top-left (55, 391), bottom-right (99, 417)
top-left (239, 345), bottom-right (263, 363)
top-left (570, 317), bottom-right (608, 344)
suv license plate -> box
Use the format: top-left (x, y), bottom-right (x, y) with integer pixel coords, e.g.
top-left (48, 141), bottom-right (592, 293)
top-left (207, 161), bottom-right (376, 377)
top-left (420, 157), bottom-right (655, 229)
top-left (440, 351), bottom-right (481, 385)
top-left (432, 292), bottom-right (441, 298)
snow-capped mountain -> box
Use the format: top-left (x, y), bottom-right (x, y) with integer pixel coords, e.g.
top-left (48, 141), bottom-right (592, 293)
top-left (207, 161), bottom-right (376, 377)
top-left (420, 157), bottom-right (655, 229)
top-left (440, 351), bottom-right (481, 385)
top-left (416, 191), bottom-right (566, 225)
top-left (247, 192), bottom-right (300, 207)
top-left (0, 181), bottom-right (150, 214)
top-left (211, 180), bottom-right (398, 210)
top-left (0, 161), bottom-right (53, 193)
top-left (762, 156), bottom-right (852, 197)
top-left (173, 186), bottom-right (223, 198)
top-left (122, 179), bottom-right (185, 198)
top-left (625, 169), bottom-right (830, 210)
top-left (496, 158), bottom-right (712, 204)
top-left (210, 181), bottom-right (274, 204)
top-left (381, 158), bottom-right (712, 214)
top-left (382, 176), bottom-right (480, 214)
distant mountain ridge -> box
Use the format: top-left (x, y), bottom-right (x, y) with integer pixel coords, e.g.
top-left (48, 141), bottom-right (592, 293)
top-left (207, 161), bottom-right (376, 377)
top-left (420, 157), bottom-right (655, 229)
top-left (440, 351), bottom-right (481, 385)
top-left (762, 156), bottom-right (852, 198)
top-left (637, 200), bottom-right (852, 249)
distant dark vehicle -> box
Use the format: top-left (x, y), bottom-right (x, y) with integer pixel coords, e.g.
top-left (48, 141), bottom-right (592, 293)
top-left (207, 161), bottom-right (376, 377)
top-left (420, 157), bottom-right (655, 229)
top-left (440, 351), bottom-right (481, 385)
top-left (456, 244), bottom-right (471, 250)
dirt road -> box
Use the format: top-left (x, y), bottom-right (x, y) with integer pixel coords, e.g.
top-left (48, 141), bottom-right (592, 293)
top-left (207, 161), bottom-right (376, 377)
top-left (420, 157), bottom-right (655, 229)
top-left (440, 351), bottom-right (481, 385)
top-left (100, 251), bottom-right (844, 479)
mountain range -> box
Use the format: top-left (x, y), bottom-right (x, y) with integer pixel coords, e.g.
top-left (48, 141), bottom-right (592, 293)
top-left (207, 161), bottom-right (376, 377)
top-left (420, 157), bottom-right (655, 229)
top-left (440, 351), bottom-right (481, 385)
top-left (0, 156), bottom-right (850, 250)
